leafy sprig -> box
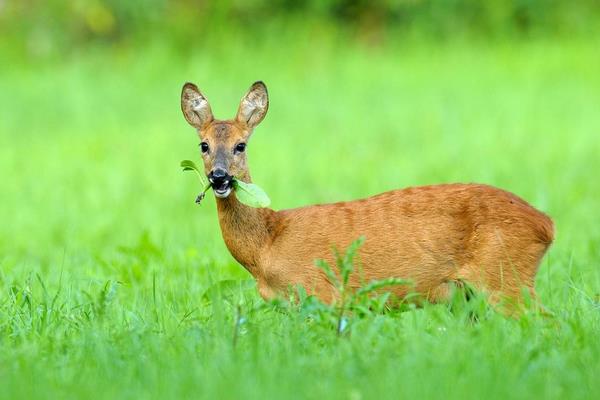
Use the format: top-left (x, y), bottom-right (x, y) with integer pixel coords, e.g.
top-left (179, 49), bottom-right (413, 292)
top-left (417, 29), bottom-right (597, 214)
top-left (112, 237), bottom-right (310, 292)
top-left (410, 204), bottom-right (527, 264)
top-left (180, 160), bottom-right (270, 208)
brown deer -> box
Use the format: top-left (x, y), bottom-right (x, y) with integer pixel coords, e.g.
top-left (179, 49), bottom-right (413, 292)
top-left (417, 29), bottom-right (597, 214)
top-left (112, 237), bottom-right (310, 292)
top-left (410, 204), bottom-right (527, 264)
top-left (180, 81), bottom-right (554, 309)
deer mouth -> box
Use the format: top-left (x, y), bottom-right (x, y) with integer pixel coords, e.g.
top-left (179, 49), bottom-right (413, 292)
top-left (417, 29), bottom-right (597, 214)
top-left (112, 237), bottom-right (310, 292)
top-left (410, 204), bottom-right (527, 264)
top-left (212, 180), bottom-right (233, 198)
top-left (208, 169), bottom-right (234, 199)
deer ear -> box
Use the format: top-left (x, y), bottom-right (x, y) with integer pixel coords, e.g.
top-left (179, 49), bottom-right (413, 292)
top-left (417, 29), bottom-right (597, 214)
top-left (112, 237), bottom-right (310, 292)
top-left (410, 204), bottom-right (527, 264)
top-left (236, 81), bottom-right (269, 129)
top-left (181, 82), bottom-right (214, 130)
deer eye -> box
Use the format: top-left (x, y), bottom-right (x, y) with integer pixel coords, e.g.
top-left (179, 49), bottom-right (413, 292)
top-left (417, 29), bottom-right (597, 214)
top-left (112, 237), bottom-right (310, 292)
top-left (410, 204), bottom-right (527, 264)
top-left (200, 142), bottom-right (209, 153)
top-left (235, 143), bottom-right (246, 153)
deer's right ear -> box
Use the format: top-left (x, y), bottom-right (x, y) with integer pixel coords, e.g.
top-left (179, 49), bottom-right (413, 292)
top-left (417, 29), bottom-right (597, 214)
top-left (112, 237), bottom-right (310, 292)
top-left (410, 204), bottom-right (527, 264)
top-left (181, 83), bottom-right (214, 130)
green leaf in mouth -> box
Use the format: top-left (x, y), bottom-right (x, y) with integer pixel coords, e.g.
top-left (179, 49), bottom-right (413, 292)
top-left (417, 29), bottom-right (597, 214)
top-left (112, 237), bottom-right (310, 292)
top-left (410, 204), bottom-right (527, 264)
top-left (233, 179), bottom-right (271, 208)
top-left (181, 159), bottom-right (211, 204)
top-left (180, 160), bottom-right (208, 187)
top-left (180, 159), bottom-right (271, 208)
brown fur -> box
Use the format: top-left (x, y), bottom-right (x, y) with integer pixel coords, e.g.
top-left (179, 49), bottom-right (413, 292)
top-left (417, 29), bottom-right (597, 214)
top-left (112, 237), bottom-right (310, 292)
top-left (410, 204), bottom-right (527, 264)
top-left (181, 82), bottom-right (555, 307)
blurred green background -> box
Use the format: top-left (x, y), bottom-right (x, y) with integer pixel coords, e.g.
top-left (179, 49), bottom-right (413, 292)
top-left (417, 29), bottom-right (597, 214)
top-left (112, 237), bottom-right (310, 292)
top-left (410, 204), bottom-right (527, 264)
top-left (1, 1), bottom-right (600, 399)
top-left (2, 0), bottom-right (600, 57)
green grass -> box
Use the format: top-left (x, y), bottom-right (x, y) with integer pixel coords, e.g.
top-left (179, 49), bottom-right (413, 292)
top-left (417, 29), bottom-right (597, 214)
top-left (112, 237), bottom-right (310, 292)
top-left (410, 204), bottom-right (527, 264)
top-left (1, 35), bottom-right (600, 399)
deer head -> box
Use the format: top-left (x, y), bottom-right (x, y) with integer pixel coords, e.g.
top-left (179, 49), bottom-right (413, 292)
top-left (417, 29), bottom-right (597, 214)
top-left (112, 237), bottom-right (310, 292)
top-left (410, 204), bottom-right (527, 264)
top-left (181, 81), bottom-right (269, 198)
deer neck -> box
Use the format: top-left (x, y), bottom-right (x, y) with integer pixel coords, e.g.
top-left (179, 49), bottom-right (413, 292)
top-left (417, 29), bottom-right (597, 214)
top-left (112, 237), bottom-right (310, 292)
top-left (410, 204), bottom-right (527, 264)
top-left (215, 174), bottom-right (274, 275)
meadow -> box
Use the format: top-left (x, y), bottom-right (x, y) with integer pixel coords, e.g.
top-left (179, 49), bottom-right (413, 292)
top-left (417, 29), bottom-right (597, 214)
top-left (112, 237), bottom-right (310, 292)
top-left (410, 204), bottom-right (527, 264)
top-left (1, 33), bottom-right (600, 399)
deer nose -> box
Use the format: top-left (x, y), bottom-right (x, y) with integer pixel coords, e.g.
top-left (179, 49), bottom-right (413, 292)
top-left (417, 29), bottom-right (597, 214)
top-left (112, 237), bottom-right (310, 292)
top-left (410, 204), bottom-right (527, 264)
top-left (209, 168), bottom-right (229, 186)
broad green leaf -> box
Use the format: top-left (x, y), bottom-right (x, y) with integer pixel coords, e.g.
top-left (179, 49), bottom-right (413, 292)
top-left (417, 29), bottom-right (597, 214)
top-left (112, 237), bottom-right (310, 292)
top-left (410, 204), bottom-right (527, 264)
top-left (180, 159), bottom-right (208, 186)
top-left (233, 179), bottom-right (271, 208)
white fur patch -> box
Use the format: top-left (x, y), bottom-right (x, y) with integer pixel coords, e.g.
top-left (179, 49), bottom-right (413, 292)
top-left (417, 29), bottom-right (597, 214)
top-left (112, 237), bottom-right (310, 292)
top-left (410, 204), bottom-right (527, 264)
top-left (192, 97), bottom-right (207, 111)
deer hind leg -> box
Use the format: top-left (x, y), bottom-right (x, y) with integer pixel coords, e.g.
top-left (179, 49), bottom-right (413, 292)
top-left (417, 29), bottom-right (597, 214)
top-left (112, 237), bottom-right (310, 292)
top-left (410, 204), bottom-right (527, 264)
top-left (426, 279), bottom-right (486, 322)
top-left (426, 272), bottom-right (529, 316)
top-left (455, 239), bottom-right (548, 315)
top-left (425, 279), bottom-right (476, 304)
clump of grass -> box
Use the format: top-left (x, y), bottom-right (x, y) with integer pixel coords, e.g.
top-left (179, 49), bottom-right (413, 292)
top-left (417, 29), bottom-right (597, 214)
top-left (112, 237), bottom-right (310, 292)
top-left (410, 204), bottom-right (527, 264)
top-left (265, 237), bottom-right (412, 336)
top-left (314, 237), bottom-right (410, 335)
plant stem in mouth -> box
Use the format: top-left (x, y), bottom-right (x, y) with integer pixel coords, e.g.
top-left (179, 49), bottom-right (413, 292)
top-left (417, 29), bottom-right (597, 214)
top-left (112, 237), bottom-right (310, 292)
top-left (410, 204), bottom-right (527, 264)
top-left (195, 183), bottom-right (212, 204)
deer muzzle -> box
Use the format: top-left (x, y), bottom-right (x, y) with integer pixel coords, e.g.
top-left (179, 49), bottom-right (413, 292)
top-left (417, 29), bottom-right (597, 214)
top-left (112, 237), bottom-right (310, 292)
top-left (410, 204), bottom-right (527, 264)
top-left (208, 167), bottom-right (233, 198)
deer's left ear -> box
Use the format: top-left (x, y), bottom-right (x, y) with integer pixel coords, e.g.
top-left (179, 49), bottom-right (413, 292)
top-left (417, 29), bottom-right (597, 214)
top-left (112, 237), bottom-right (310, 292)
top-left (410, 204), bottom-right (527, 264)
top-left (236, 81), bottom-right (269, 129)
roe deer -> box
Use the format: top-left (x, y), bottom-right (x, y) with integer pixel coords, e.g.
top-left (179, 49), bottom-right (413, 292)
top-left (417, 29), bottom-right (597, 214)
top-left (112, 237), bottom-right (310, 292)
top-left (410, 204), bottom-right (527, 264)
top-left (180, 81), bottom-right (554, 308)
